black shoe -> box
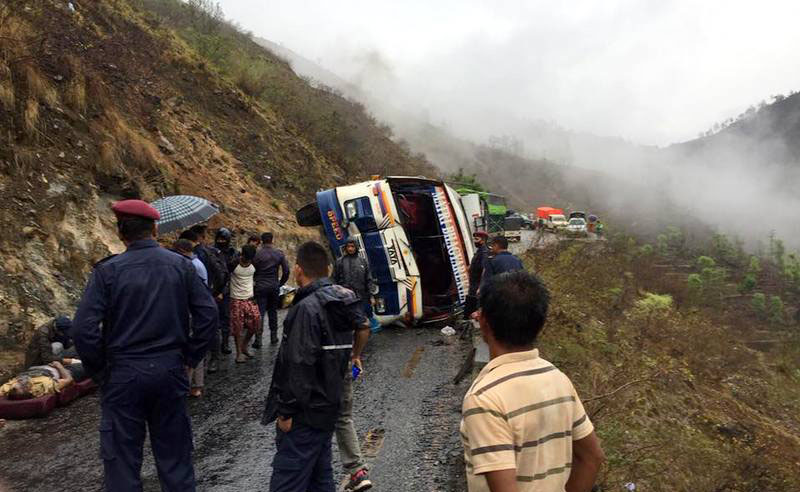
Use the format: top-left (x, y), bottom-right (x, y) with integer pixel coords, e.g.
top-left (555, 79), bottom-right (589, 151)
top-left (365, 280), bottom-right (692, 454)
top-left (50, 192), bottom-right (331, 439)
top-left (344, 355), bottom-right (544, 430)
top-left (207, 359), bottom-right (219, 374)
top-left (220, 345), bottom-right (232, 355)
top-left (270, 333), bottom-right (279, 344)
top-left (251, 341), bottom-right (262, 349)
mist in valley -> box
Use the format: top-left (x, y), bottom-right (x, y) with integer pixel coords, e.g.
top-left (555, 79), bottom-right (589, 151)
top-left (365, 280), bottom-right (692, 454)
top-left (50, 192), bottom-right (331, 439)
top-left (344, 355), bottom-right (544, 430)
top-left (221, 0), bottom-right (800, 247)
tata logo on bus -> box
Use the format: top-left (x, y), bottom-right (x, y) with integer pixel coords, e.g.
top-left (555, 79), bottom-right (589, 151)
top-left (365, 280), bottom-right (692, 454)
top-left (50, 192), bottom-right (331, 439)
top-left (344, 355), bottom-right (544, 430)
top-left (386, 243), bottom-right (400, 266)
top-left (327, 210), bottom-right (344, 241)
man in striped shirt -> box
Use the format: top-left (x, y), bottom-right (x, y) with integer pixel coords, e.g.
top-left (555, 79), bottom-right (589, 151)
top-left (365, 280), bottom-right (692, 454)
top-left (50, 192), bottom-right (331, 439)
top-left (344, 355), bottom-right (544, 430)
top-left (461, 271), bottom-right (605, 492)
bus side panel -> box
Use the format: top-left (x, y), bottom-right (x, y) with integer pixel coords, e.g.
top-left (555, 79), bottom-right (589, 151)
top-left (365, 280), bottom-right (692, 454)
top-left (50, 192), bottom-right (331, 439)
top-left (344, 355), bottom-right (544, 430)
top-left (445, 185), bottom-right (476, 262)
top-left (317, 189), bottom-right (348, 256)
top-left (361, 230), bottom-right (402, 319)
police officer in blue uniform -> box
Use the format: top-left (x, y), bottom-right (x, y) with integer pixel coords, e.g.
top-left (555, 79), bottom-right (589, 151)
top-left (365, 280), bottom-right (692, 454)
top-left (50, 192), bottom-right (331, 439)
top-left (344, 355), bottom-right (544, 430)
top-left (73, 199), bottom-right (218, 492)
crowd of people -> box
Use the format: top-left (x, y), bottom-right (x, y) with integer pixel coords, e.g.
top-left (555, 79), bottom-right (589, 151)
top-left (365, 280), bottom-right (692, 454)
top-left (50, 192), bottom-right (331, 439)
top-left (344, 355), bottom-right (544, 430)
top-left (57, 199), bottom-right (375, 492)
top-left (3, 199), bottom-right (606, 492)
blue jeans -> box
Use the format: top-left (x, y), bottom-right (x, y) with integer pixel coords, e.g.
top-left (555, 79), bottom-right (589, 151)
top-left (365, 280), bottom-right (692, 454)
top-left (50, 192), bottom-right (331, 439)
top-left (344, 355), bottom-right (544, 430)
top-left (270, 423), bottom-right (335, 492)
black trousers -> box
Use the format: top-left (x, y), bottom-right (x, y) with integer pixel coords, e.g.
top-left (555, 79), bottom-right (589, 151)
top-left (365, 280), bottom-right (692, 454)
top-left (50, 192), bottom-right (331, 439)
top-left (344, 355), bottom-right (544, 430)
top-left (99, 357), bottom-right (195, 492)
top-left (270, 423), bottom-right (334, 492)
top-left (256, 288), bottom-right (281, 339)
top-left (463, 293), bottom-right (479, 320)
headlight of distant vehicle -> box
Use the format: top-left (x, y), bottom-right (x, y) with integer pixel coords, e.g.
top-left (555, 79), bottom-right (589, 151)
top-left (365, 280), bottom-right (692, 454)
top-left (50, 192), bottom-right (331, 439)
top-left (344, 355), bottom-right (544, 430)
top-left (374, 296), bottom-right (386, 314)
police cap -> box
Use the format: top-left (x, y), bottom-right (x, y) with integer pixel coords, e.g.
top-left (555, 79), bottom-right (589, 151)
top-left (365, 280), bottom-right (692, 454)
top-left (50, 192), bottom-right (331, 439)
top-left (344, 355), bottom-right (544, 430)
top-left (111, 200), bottom-right (161, 221)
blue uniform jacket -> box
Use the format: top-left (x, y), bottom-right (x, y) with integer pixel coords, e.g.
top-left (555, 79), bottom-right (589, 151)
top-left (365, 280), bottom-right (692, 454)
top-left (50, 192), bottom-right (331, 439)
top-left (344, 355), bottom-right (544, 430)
top-left (481, 250), bottom-right (524, 289)
top-left (73, 239), bottom-right (219, 379)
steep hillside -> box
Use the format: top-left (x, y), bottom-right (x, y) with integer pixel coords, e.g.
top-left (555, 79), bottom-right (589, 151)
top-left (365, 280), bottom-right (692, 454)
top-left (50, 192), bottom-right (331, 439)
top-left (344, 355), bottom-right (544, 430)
top-left (0, 0), bottom-right (434, 377)
top-left (531, 238), bottom-right (800, 491)
top-left (673, 92), bottom-right (800, 167)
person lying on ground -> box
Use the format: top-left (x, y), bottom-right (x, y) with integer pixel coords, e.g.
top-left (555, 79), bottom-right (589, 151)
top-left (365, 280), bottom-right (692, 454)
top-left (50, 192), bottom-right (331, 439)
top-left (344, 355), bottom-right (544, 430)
top-left (462, 271), bottom-right (605, 492)
top-left (24, 316), bottom-right (78, 368)
top-left (0, 361), bottom-right (76, 400)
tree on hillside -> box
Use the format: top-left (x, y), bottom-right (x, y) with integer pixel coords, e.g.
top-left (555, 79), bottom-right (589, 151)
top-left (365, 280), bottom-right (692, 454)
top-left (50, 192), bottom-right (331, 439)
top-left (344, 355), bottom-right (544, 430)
top-left (448, 169), bottom-right (486, 192)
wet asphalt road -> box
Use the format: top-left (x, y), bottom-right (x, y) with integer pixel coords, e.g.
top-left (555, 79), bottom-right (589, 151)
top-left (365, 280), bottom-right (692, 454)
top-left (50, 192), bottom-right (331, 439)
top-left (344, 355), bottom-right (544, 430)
top-left (0, 310), bottom-right (472, 492)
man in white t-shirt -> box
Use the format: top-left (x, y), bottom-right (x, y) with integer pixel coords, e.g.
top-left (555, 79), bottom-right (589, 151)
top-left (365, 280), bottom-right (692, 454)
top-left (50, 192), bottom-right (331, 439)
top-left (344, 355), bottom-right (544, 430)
top-left (229, 244), bottom-right (262, 363)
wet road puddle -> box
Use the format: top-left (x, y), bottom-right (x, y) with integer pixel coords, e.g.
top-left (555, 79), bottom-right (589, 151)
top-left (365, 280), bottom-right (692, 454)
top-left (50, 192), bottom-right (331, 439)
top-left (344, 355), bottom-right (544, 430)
top-left (361, 427), bottom-right (386, 459)
top-left (402, 346), bottom-right (425, 378)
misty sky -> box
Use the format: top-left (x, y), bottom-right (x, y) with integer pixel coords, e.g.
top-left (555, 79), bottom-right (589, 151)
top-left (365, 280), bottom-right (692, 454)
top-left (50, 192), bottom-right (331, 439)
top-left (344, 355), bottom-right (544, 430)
top-left (218, 0), bottom-right (800, 146)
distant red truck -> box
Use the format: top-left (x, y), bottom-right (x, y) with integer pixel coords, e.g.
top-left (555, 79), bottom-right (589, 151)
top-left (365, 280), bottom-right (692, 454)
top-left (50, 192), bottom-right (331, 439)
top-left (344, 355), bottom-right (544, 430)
top-left (536, 206), bottom-right (563, 219)
top-left (536, 206), bottom-right (567, 232)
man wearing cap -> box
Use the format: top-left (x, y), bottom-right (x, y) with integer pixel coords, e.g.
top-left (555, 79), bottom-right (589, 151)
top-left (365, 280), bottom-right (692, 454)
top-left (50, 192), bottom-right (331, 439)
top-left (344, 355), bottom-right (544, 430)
top-left (333, 238), bottom-right (376, 321)
top-left (464, 231), bottom-right (489, 320)
top-left (214, 227), bottom-right (240, 355)
top-left (73, 199), bottom-right (218, 492)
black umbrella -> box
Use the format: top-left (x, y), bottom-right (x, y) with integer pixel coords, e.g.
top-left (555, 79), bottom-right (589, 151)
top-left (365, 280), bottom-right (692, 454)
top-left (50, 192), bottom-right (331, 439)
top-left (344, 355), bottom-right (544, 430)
top-left (150, 195), bottom-right (220, 235)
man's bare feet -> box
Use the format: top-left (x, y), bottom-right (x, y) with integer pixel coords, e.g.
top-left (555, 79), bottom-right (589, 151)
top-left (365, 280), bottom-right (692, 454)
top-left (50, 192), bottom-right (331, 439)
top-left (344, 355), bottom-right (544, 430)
top-left (190, 388), bottom-right (203, 398)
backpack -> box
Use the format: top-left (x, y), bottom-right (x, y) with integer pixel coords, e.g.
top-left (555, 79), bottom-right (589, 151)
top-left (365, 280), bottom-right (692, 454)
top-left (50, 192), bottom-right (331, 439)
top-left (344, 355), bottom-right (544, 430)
top-left (200, 245), bottom-right (229, 296)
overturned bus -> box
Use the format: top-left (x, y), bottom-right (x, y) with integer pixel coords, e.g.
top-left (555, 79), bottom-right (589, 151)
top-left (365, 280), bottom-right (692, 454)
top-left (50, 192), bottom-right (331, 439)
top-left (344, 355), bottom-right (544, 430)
top-left (296, 177), bottom-right (476, 325)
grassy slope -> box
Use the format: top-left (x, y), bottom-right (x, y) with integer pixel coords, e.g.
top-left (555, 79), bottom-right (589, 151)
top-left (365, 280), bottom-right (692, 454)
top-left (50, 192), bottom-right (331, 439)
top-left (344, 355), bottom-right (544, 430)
top-left (527, 239), bottom-right (800, 491)
top-left (0, 0), bottom-right (435, 377)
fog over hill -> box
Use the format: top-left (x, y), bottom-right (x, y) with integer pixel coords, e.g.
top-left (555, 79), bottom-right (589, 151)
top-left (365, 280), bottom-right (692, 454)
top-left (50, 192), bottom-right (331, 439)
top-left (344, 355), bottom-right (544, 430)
top-left (256, 36), bottom-right (800, 247)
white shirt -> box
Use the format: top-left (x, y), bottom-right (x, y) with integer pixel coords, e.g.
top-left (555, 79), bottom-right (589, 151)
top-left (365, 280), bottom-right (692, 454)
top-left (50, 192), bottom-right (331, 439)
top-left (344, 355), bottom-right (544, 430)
top-left (230, 263), bottom-right (256, 300)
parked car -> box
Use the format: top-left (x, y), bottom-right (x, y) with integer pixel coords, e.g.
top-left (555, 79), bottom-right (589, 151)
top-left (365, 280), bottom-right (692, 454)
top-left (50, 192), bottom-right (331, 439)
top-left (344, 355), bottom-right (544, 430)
top-left (546, 214), bottom-right (568, 232)
top-left (506, 212), bottom-right (534, 230)
top-left (569, 211), bottom-right (587, 221)
top-left (565, 217), bottom-right (588, 237)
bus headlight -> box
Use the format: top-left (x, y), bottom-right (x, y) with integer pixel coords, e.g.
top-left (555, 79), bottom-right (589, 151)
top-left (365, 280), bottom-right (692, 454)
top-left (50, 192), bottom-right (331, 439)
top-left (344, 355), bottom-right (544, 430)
top-left (374, 297), bottom-right (386, 314)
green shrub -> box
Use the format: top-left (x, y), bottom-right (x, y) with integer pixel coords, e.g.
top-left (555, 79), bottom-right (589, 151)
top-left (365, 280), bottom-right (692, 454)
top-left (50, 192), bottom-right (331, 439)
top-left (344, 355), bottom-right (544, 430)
top-left (751, 293), bottom-right (767, 319)
top-left (632, 292), bottom-right (673, 319)
top-left (665, 226), bottom-right (685, 253)
top-left (711, 233), bottom-right (746, 267)
top-left (769, 296), bottom-right (785, 324)
top-left (738, 273), bottom-right (757, 293)
top-left (687, 273), bottom-right (703, 300)
top-left (697, 258), bottom-right (726, 305)
top-left (639, 244), bottom-right (654, 257)
top-left (784, 253), bottom-right (800, 291)
top-left (233, 61), bottom-right (270, 97)
top-left (697, 256), bottom-right (716, 269)
top-left (607, 287), bottom-right (623, 303)
top-left (769, 233), bottom-right (786, 271)
top-left (748, 256), bottom-right (761, 274)
top-left (657, 234), bottom-right (669, 256)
